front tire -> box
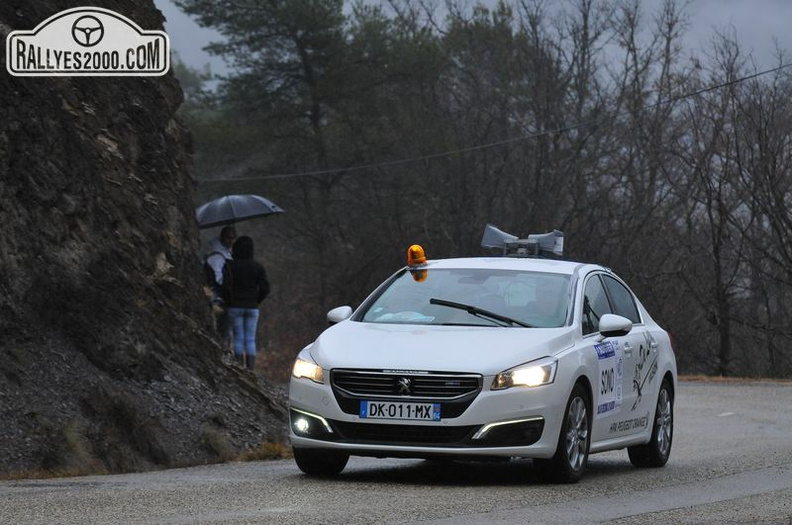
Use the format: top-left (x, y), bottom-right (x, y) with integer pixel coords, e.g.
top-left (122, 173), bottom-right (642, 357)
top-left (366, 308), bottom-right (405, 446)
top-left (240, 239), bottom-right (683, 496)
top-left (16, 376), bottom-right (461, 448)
top-left (534, 383), bottom-right (591, 483)
top-left (628, 378), bottom-right (674, 468)
top-left (293, 447), bottom-right (349, 476)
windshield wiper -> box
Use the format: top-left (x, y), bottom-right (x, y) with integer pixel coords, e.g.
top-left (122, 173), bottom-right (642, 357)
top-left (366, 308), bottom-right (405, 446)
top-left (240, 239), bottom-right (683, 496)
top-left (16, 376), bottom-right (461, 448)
top-left (429, 298), bottom-right (533, 327)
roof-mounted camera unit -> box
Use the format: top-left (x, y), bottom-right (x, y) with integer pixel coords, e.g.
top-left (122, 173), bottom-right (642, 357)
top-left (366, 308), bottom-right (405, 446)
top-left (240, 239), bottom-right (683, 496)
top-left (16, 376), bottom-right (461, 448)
top-left (480, 224), bottom-right (564, 258)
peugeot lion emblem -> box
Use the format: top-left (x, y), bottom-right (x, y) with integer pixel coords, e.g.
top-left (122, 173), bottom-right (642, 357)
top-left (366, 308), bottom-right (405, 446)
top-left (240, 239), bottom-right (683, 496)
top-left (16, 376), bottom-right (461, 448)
top-left (396, 377), bottom-right (411, 395)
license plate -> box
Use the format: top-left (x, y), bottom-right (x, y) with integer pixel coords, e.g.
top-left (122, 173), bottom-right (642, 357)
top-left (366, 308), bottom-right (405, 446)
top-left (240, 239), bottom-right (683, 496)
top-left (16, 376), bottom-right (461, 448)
top-left (359, 401), bottom-right (441, 421)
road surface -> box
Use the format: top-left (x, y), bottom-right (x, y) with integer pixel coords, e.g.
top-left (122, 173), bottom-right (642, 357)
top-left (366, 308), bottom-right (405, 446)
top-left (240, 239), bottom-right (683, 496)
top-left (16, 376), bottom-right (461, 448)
top-left (1, 380), bottom-right (790, 524)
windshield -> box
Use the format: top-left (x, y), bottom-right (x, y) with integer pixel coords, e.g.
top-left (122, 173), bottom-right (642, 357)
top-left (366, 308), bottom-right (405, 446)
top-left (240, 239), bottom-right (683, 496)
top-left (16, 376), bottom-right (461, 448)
top-left (360, 268), bottom-right (571, 328)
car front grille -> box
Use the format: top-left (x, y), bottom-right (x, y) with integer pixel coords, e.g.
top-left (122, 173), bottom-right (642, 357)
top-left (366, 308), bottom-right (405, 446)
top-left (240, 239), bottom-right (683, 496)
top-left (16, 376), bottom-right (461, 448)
top-left (330, 369), bottom-right (483, 419)
top-left (332, 370), bottom-right (481, 398)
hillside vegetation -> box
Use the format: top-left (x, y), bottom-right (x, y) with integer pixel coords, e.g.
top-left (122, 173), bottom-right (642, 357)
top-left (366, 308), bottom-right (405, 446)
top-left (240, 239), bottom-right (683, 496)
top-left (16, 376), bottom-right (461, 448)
top-left (180, 0), bottom-right (792, 380)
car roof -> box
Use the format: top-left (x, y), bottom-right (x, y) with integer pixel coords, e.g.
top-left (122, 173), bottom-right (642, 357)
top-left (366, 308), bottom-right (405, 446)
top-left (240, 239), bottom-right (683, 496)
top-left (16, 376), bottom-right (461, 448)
top-left (421, 256), bottom-right (597, 275)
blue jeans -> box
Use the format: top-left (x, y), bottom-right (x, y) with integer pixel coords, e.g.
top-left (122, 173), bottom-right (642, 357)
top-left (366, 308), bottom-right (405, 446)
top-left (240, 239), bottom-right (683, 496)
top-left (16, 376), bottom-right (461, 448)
top-left (227, 307), bottom-right (260, 357)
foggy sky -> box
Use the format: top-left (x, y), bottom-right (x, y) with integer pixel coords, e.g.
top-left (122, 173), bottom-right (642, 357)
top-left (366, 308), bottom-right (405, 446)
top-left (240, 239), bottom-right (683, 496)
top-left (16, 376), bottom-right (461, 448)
top-left (153, 0), bottom-right (792, 77)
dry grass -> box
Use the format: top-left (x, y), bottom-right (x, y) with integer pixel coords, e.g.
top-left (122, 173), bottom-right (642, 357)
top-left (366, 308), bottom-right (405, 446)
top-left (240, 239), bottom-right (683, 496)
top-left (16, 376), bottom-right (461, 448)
top-left (0, 468), bottom-right (94, 481)
top-left (200, 424), bottom-right (237, 462)
top-left (237, 441), bottom-right (293, 462)
top-left (1, 440), bottom-right (292, 479)
top-left (55, 421), bottom-right (106, 475)
top-left (0, 421), bottom-right (107, 480)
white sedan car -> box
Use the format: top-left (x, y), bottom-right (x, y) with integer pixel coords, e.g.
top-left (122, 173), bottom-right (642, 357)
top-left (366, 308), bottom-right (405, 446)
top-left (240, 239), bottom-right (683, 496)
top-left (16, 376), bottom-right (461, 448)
top-left (289, 234), bottom-right (676, 483)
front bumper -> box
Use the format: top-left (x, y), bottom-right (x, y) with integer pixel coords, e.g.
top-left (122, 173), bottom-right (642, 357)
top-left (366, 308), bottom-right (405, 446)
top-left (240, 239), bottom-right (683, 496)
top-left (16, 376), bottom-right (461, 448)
top-left (288, 373), bottom-right (568, 459)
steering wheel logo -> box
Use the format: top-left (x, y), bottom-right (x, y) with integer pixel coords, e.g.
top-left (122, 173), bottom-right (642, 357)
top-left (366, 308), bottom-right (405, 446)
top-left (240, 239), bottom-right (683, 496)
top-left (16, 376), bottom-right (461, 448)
top-left (71, 15), bottom-right (104, 47)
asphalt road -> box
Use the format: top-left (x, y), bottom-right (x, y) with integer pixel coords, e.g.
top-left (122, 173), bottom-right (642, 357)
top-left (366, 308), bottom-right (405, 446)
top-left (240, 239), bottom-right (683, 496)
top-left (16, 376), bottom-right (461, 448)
top-left (1, 380), bottom-right (791, 525)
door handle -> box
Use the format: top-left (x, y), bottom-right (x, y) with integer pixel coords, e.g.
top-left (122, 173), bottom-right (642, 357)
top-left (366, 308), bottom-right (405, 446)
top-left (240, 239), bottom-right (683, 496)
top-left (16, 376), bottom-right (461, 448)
top-left (623, 342), bottom-right (633, 357)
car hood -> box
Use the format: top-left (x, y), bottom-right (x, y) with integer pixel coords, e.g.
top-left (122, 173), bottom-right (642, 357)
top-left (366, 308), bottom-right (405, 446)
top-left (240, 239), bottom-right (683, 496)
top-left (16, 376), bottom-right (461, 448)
top-left (308, 320), bottom-right (577, 375)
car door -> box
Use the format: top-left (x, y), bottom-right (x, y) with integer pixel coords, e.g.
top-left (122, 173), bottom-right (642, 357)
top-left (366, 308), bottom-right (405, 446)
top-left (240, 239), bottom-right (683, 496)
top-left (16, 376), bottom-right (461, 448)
top-left (601, 274), bottom-right (658, 428)
top-left (581, 273), bottom-right (647, 442)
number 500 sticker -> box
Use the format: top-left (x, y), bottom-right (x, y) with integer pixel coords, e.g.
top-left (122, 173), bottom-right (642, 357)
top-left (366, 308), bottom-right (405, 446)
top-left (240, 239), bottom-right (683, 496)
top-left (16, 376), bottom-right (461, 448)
top-left (594, 340), bottom-right (623, 418)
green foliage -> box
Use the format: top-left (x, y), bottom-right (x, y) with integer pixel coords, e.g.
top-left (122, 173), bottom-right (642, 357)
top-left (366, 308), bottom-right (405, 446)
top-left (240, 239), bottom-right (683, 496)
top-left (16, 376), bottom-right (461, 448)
top-left (172, 53), bottom-right (212, 107)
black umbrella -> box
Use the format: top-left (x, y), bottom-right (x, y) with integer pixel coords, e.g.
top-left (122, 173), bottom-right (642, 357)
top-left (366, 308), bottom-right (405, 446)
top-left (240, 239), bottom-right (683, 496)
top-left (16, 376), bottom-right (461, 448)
top-left (196, 194), bottom-right (284, 229)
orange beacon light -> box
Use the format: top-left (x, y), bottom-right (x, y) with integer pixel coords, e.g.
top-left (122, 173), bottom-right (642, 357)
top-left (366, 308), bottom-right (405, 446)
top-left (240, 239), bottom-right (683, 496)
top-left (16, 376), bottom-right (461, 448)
top-left (407, 244), bottom-right (428, 282)
top-left (407, 244), bottom-right (427, 266)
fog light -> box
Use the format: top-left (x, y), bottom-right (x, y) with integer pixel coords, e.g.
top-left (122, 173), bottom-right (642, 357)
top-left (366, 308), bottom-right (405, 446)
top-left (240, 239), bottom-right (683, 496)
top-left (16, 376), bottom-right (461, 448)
top-left (290, 408), bottom-right (334, 439)
top-left (472, 416), bottom-right (545, 446)
top-left (294, 417), bottom-right (310, 434)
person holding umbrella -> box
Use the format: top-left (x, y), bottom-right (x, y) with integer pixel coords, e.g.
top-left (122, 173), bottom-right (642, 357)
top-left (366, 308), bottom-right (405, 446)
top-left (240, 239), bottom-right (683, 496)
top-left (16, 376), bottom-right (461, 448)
top-left (205, 226), bottom-right (236, 348)
top-left (206, 226), bottom-right (236, 285)
top-left (195, 194), bottom-right (282, 365)
top-left (221, 236), bottom-right (270, 370)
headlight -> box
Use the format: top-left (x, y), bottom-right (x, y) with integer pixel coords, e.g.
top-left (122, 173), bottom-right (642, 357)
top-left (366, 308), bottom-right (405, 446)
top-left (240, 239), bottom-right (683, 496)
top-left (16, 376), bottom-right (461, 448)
top-left (292, 353), bottom-right (324, 384)
top-left (492, 357), bottom-right (557, 390)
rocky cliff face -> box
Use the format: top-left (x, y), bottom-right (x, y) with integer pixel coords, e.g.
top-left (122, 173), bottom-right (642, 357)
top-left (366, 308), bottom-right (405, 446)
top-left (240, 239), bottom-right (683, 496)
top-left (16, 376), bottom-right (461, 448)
top-left (0, 1), bottom-right (287, 476)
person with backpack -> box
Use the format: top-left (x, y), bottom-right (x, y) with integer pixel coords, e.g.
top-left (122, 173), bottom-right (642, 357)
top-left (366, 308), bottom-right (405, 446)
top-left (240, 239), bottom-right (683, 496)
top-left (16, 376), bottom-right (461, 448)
top-left (205, 225), bottom-right (236, 348)
top-left (221, 235), bottom-right (270, 370)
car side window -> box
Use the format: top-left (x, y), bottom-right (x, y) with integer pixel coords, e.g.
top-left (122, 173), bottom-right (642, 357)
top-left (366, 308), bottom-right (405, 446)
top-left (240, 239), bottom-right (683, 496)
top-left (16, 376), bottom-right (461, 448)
top-left (582, 275), bottom-right (611, 335)
top-left (602, 275), bottom-right (641, 324)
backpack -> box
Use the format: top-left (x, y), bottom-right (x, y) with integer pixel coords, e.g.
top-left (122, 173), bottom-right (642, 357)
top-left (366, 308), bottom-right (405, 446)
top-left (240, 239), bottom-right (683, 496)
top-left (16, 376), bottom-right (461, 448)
top-left (203, 251), bottom-right (224, 288)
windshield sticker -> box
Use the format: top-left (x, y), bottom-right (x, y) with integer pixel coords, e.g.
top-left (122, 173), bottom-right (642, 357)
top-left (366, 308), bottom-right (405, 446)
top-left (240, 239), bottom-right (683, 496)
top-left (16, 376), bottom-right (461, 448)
top-left (374, 311), bottom-right (435, 323)
top-left (595, 340), bottom-right (623, 419)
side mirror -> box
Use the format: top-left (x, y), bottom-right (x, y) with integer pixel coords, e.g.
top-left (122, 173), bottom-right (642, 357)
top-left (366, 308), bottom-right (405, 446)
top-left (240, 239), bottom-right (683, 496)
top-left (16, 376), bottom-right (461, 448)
top-left (598, 313), bottom-right (632, 339)
top-left (327, 305), bottom-right (353, 325)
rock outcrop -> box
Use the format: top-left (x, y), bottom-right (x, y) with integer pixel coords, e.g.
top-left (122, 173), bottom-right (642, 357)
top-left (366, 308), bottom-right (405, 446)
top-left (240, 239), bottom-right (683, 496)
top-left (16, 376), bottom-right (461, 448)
top-left (0, 1), bottom-right (287, 476)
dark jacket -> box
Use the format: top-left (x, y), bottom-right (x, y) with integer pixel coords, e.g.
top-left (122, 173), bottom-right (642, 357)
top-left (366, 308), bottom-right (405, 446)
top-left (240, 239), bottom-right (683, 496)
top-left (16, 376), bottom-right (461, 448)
top-left (221, 259), bottom-right (270, 309)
